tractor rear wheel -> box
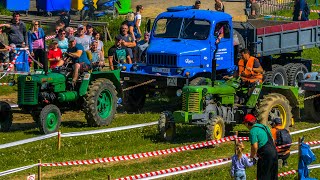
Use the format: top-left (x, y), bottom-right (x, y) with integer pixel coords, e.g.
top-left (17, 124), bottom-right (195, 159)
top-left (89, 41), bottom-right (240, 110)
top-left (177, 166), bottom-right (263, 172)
top-left (304, 91), bottom-right (320, 122)
top-left (0, 101), bottom-right (13, 132)
top-left (84, 78), bottom-right (117, 127)
top-left (39, 104), bottom-right (61, 134)
top-left (264, 64), bottom-right (288, 86)
top-left (206, 115), bottom-right (225, 141)
top-left (257, 93), bottom-right (292, 129)
top-left (158, 111), bottom-right (176, 141)
top-left (286, 63), bottom-right (308, 87)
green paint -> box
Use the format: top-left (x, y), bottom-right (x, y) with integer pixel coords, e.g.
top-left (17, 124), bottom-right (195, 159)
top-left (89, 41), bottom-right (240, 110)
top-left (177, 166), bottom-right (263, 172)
top-left (97, 89), bottom-right (113, 119)
top-left (58, 91), bottom-right (79, 102)
top-left (46, 112), bottom-right (58, 131)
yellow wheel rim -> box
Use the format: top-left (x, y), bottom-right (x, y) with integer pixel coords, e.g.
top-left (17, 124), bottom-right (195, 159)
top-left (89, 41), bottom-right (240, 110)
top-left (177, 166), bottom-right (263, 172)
top-left (270, 104), bottom-right (287, 128)
top-left (213, 123), bottom-right (222, 140)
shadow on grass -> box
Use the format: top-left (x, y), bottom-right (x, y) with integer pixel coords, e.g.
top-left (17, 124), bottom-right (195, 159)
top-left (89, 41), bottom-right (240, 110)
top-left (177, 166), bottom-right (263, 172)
top-left (61, 120), bottom-right (87, 128)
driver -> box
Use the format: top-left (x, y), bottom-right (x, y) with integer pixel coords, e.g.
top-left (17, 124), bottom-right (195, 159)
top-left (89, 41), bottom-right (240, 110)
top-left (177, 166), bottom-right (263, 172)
top-left (225, 49), bottom-right (264, 84)
top-left (65, 36), bottom-right (91, 86)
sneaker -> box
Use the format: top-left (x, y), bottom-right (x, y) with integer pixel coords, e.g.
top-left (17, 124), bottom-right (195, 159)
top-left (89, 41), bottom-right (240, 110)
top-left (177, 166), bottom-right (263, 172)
top-left (283, 161), bottom-right (288, 167)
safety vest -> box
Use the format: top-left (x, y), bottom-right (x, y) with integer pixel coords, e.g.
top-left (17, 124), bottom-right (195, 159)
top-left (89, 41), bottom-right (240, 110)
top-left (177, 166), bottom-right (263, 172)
top-left (238, 56), bottom-right (263, 83)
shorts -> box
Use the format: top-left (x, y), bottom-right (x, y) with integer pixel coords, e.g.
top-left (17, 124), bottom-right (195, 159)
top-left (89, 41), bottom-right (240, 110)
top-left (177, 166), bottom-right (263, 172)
top-left (79, 63), bottom-right (91, 73)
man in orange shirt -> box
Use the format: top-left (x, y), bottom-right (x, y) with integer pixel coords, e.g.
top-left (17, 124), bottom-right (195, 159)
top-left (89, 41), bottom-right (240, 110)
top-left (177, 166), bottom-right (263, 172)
top-left (271, 118), bottom-right (291, 167)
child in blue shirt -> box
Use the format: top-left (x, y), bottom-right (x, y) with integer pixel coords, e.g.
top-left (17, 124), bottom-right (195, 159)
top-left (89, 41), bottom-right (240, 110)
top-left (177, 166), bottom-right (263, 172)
top-left (231, 142), bottom-right (254, 180)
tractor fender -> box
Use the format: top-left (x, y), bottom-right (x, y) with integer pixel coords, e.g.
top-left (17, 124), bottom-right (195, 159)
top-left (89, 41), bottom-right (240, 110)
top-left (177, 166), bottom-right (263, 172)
top-left (89, 70), bottom-right (122, 96)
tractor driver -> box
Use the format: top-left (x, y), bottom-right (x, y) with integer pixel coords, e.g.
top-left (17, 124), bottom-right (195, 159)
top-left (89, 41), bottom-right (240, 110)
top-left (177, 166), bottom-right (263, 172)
top-left (224, 49), bottom-right (264, 84)
top-left (65, 36), bottom-right (91, 86)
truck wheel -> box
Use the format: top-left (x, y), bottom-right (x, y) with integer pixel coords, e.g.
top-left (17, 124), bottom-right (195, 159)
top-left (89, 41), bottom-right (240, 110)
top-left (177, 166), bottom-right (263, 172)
top-left (264, 64), bottom-right (288, 86)
top-left (287, 63), bottom-right (308, 87)
top-left (158, 111), bottom-right (176, 141)
top-left (304, 91), bottom-right (320, 122)
top-left (206, 115), bottom-right (225, 141)
top-left (0, 101), bottom-right (13, 132)
top-left (123, 82), bottom-right (146, 112)
top-left (190, 77), bottom-right (211, 86)
top-left (39, 104), bottom-right (61, 134)
top-left (84, 78), bottom-right (117, 126)
top-left (257, 93), bottom-right (292, 129)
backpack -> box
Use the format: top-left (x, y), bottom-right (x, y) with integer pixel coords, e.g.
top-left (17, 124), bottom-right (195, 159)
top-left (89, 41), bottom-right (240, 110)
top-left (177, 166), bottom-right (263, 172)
top-left (304, 3), bottom-right (310, 16)
top-left (275, 128), bottom-right (292, 149)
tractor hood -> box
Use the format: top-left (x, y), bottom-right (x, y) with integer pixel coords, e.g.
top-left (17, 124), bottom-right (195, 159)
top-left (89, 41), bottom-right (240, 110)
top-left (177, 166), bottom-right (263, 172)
top-left (183, 81), bottom-right (236, 95)
top-left (19, 72), bottom-right (66, 84)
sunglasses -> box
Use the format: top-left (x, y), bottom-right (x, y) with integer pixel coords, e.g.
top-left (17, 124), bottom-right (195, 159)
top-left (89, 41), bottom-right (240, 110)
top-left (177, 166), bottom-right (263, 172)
top-left (34, 24), bottom-right (39, 25)
top-left (60, 33), bottom-right (66, 35)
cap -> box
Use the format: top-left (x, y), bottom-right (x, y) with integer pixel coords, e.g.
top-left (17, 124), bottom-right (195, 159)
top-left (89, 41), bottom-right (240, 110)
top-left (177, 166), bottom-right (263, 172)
top-left (52, 40), bottom-right (58, 44)
top-left (68, 36), bottom-right (75, 42)
top-left (195, 0), bottom-right (201, 4)
top-left (243, 114), bottom-right (256, 124)
top-left (86, 24), bottom-right (93, 29)
top-left (77, 24), bottom-right (84, 29)
top-left (115, 35), bottom-right (123, 41)
top-left (272, 118), bottom-right (282, 125)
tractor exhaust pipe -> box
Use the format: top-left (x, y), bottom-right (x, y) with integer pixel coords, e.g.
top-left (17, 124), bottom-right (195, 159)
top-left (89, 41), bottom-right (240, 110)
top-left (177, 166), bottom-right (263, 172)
top-left (211, 44), bottom-right (218, 87)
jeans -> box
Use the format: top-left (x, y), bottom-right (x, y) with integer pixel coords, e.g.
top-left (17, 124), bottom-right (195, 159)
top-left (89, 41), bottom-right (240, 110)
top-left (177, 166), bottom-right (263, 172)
top-left (234, 170), bottom-right (246, 180)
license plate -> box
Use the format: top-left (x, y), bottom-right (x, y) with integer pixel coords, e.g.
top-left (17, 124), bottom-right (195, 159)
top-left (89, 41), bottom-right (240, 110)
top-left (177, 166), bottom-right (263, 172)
top-left (152, 67), bottom-right (170, 73)
top-left (167, 77), bottom-right (177, 86)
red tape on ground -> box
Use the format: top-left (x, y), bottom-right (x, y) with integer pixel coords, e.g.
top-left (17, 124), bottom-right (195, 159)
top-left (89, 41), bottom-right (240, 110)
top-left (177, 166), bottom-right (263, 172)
top-left (278, 169), bottom-right (297, 177)
top-left (41, 135), bottom-right (237, 167)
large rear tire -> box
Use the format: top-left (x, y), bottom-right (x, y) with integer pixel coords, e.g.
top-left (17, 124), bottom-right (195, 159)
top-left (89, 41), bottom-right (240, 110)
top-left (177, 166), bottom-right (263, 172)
top-left (304, 91), bottom-right (320, 122)
top-left (286, 63), bottom-right (308, 87)
top-left (39, 104), bottom-right (61, 134)
top-left (206, 115), bottom-right (225, 141)
top-left (257, 93), bottom-right (292, 129)
top-left (0, 101), bottom-right (13, 132)
top-left (84, 78), bottom-right (117, 126)
top-left (158, 111), bottom-right (176, 141)
top-left (264, 64), bottom-right (288, 86)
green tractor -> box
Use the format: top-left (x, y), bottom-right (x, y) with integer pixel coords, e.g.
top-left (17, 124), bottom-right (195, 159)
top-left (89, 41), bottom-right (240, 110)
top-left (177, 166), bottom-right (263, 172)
top-left (0, 62), bottom-right (121, 134)
top-left (158, 59), bottom-right (300, 141)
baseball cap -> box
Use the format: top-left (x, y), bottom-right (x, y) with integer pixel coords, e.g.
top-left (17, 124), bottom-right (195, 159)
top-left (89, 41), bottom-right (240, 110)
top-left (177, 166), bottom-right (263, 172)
top-left (272, 118), bottom-right (282, 125)
top-left (86, 24), bottom-right (93, 29)
top-left (78, 24), bottom-right (84, 29)
top-left (52, 40), bottom-right (58, 44)
top-left (243, 114), bottom-right (256, 124)
top-left (195, 0), bottom-right (201, 4)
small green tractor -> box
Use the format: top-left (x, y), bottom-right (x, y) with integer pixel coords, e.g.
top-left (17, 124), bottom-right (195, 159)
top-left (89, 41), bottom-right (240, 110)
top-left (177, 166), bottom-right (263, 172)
top-left (0, 64), bottom-right (122, 134)
top-left (158, 56), bottom-right (300, 141)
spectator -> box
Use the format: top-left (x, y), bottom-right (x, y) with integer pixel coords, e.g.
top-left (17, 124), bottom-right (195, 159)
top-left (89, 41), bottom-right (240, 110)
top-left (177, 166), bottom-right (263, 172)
top-left (193, 0), bottom-right (201, 9)
top-left (66, 36), bottom-right (91, 86)
top-left (293, 0), bottom-right (309, 21)
top-left (90, 41), bottom-right (104, 68)
top-left (271, 118), bottom-right (291, 167)
top-left (215, 23), bottom-right (224, 44)
top-left (124, 13), bottom-right (137, 41)
top-left (215, 0), bottom-right (225, 12)
top-left (55, 29), bottom-right (68, 53)
top-left (92, 31), bottom-right (104, 56)
top-left (119, 23), bottom-right (136, 59)
top-left (248, 0), bottom-right (260, 19)
top-left (56, 20), bottom-right (65, 30)
top-left (86, 24), bottom-right (94, 38)
top-left (65, 27), bottom-right (75, 38)
top-left (135, 5), bottom-right (144, 40)
top-left (0, 24), bottom-right (11, 70)
top-left (8, 12), bottom-right (27, 47)
top-left (47, 40), bottom-right (64, 69)
top-left (135, 32), bottom-right (149, 62)
top-left (108, 35), bottom-right (132, 70)
top-left (243, 114), bottom-right (278, 180)
top-left (59, 11), bottom-right (71, 28)
top-left (231, 142), bottom-right (254, 180)
top-left (28, 20), bottom-right (45, 69)
top-left (75, 24), bottom-right (92, 51)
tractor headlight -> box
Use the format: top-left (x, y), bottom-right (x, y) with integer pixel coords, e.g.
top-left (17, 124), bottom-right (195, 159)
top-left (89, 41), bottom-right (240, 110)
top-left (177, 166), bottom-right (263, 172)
top-left (176, 89), bottom-right (182, 97)
top-left (122, 65), bottom-right (127, 71)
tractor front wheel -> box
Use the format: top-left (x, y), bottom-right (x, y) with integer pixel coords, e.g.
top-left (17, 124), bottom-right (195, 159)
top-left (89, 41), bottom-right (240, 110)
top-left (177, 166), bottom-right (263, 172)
top-left (206, 115), bottom-right (225, 141)
top-left (158, 111), bottom-right (176, 141)
top-left (257, 93), bottom-right (292, 129)
top-left (0, 101), bottom-right (13, 132)
top-left (39, 104), bottom-right (61, 134)
top-left (84, 78), bottom-right (117, 126)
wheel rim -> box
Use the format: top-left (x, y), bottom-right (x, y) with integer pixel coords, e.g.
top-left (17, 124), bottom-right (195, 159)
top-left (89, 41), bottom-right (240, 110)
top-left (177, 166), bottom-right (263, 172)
top-left (295, 71), bottom-right (305, 87)
top-left (269, 104), bottom-right (287, 128)
top-left (97, 89), bottom-right (112, 119)
top-left (213, 123), bottom-right (222, 140)
top-left (273, 72), bottom-right (285, 86)
top-left (46, 112), bottom-right (58, 131)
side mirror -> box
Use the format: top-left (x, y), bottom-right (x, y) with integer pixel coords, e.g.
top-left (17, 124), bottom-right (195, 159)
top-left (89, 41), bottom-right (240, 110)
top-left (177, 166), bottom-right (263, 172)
top-left (146, 19), bottom-right (151, 33)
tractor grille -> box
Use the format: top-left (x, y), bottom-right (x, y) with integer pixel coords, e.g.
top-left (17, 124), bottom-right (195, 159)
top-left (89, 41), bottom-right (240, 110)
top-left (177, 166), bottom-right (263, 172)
top-left (147, 53), bottom-right (177, 67)
top-left (182, 92), bottom-right (200, 112)
top-left (18, 80), bottom-right (36, 104)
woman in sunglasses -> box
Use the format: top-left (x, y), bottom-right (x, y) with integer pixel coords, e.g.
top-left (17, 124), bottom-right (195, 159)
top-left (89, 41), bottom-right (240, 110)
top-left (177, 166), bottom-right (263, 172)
top-left (55, 29), bottom-right (69, 53)
top-left (27, 20), bottom-right (45, 69)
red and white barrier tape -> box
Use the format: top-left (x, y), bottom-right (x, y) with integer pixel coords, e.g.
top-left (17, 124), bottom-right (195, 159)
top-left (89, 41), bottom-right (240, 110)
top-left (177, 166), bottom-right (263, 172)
top-left (237, 137), bottom-right (249, 141)
top-left (278, 164), bottom-right (320, 177)
top-left (0, 62), bottom-right (25, 65)
top-left (45, 34), bottom-right (56, 40)
top-left (313, 64), bottom-right (320, 67)
top-left (41, 135), bottom-right (237, 167)
top-left (0, 71), bottom-right (30, 75)
top-left (259, 2), bottom-right (292, 9)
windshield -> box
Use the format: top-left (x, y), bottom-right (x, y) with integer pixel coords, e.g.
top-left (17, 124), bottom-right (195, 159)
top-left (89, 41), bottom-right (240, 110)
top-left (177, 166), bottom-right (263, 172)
top-left (153, 18), bottom-right (210, 40)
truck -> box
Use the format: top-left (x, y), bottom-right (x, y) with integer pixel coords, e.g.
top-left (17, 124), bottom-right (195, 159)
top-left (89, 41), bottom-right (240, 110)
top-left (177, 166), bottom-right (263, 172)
top-left (301, 72), bottom-right (320, 121)
top-left (121, 6), bottom-right (317, 112)
top-left (0, 59), bottom-right (121, 134)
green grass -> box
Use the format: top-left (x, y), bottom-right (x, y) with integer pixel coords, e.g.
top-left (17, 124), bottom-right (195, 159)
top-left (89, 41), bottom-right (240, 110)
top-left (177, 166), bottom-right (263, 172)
top-left (0, 111), bottom-right (319, 180)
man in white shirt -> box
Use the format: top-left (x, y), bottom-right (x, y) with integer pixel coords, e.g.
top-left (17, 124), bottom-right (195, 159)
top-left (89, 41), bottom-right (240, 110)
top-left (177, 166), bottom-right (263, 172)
top-left (75, 24), bottom-right (92, 51)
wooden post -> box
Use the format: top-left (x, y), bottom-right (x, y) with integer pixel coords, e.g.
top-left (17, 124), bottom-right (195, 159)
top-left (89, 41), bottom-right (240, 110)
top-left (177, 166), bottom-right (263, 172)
top-left (105, 26), bottom-right (113, 42)
top-left (107, 175), bottom-right (111, 180)
top-left (38, 159), bottom-right (42, 180)
top-left (298, 137), bottom-right (301, 180)
top-left (57, 131), bottom-right (61, 150)
top-left (235, 131), bottom-right (238, 154)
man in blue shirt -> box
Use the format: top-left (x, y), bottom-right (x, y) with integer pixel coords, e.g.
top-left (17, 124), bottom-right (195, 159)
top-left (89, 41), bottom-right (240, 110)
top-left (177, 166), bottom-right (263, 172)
top-left (66, 36), bottom-right (91, 85)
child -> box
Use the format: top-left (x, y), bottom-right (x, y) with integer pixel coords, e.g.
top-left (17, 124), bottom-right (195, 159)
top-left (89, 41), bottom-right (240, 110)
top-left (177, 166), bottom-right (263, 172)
top-left (231, 142), bottom-right (254, 180)
top-left (90, 41), bottom-right (104, 68)
top-left (47, 40), bottom-right (64, 69)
